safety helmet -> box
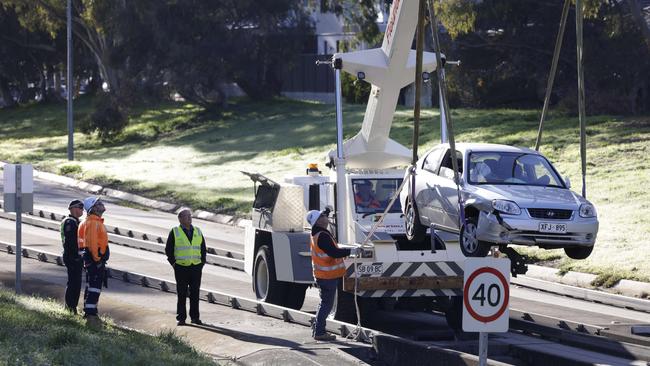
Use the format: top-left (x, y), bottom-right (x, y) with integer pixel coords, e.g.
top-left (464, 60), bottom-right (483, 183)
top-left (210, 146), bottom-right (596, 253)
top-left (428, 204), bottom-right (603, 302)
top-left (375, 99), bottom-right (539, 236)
top-left (83, 197), bottom-right (100, 212)
top-left (306, 210), bottom-right (322, 227)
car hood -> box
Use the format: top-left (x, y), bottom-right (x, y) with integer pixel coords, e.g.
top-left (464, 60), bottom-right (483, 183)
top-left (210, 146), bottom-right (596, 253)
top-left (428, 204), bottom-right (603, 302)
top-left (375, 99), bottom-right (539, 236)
top-left (467, 184), bottom-right (584, 208)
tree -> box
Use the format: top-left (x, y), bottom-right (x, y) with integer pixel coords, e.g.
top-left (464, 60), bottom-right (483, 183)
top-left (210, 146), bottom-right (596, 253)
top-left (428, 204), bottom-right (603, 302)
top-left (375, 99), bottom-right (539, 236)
top-left (435, 0), bottom-right (649, 113)
top-left (0, 4), bottom-right (61, 106)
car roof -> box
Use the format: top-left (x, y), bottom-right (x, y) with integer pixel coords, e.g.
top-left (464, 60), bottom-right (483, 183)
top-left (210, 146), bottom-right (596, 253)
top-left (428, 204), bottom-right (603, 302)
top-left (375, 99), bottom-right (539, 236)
top-left (435, 143), bottom-right (539, 155)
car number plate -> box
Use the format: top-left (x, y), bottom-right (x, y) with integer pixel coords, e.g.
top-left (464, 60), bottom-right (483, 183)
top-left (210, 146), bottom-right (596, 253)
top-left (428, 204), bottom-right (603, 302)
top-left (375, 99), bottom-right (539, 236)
top-left (539, 222), bottom-right (567, 233)
top-left (357, 264), bottom-right (383, 275)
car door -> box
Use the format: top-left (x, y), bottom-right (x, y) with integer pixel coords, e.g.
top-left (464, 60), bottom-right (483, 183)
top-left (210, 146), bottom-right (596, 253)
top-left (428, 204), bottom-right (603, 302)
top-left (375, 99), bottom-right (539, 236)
top-left (435, 149), bottom-right (463, 230)
top-left (414, 146), bottom-right (444, 227)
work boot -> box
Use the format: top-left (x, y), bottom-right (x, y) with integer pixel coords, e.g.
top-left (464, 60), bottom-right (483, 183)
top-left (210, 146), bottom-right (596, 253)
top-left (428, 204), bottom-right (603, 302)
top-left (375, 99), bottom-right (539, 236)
top-left (313, 333), bottom-right (336, 341)
top-left (84, 314), bottom-right (102, 328)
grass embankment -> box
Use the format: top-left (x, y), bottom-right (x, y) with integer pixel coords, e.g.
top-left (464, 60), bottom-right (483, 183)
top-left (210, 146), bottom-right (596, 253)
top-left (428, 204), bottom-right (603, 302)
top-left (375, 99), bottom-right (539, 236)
top-left (0, 288), bottom-right (216, 365)
top-left (0, 97), bottom-right (649, 284)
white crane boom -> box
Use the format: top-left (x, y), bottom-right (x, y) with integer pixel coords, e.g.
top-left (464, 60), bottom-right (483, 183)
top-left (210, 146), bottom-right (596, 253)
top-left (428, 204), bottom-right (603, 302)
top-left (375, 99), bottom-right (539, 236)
top-left (332, 0), bottom-right (440, 169)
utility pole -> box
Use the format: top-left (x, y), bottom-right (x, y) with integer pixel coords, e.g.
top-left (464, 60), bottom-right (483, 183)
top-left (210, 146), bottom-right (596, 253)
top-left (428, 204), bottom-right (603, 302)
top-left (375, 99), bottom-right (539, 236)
top-left (67, 0), bottom-right (74, 161)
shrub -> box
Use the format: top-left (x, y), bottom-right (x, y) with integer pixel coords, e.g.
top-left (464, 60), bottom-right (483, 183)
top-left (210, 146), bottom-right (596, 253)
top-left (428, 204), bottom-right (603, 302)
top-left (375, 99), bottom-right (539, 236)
top-left (58, 164), bottom-right (82, 176)
top-left (82, 94), bottom-right (128, 143)
top-left (341, 72), bottom-right (371, 104)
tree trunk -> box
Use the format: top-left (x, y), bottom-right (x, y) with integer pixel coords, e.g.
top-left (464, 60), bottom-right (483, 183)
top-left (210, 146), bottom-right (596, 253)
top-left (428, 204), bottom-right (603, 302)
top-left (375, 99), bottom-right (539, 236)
top-left (53, 69), bottom-right (61, 97)
top-left (626, 0), bottom-right (650, 51)
top-left (0, 76), bottom-right (16, 108)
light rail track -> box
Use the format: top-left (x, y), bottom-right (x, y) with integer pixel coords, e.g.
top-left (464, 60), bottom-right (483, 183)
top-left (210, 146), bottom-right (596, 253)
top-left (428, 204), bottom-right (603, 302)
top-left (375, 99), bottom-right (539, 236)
top-left (2, 210), bottom-right (650, 365)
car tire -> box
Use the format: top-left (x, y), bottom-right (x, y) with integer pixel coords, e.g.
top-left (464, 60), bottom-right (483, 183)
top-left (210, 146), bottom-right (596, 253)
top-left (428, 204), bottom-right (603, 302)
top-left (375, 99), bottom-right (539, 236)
top-left (460, 216), bottom-right (490, 257)
top-left (564, 245), bottom-right (594, 260)
top-left (405, 199), bottom-right (426, 243)
top-left (253, 245), bottom-right (289, 305)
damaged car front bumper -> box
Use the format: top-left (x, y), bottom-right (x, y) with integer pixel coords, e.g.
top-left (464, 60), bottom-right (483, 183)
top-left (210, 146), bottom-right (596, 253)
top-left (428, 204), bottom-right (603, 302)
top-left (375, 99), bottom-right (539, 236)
top-left (475, 210), bottom-right (598, 248)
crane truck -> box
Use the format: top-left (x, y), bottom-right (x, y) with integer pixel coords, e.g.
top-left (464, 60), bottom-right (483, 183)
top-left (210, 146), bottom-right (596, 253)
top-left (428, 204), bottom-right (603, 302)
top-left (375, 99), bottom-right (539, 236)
top-left (243, 0), bottom-right (466, 326)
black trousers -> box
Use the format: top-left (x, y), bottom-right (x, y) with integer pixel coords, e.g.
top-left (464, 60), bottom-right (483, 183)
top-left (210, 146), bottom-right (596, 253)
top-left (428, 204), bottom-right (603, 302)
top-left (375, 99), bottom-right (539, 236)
top-left (64, 259), bottom-right (83, 312)
top-left (174, 264), bottom-right (203, 321)
top-left (84, 263), bottom-right (105, 316)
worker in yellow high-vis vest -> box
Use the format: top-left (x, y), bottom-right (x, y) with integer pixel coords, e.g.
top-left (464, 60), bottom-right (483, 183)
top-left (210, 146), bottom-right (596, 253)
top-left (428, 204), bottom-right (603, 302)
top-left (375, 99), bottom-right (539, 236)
top-left (165, 208), bottom-right (206, 326)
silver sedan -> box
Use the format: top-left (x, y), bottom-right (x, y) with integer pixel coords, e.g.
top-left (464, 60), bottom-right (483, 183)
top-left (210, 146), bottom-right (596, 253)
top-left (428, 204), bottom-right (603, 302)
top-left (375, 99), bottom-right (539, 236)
top-left (400, 143), bottom-right (599, 259)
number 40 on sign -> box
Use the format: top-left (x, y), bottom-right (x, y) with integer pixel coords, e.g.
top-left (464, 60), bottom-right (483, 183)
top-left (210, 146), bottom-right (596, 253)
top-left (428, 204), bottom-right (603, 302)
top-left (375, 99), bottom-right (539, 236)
top-left (462, 258), bottom-right (511, 332)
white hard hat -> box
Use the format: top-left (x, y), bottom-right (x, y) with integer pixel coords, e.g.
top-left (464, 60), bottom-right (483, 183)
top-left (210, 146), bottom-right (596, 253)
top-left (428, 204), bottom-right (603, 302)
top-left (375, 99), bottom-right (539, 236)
top-left (306, 210), bottom-right (322, 227)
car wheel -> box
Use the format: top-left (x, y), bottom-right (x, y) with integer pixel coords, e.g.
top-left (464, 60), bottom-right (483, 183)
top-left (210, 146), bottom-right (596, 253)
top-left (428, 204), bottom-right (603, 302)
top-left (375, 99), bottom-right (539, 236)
top-left (405, 199), bottom-right (426, 243)
top-left (460, 216), bottom-right (490, 257)
top-left (564, 246), bottom-right (593, 260)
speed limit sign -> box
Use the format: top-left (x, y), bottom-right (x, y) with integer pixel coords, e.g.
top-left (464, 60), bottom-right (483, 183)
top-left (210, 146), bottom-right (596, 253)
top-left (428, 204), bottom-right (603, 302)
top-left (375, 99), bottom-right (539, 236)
top-left (462, 258), bottom-right (511, 332)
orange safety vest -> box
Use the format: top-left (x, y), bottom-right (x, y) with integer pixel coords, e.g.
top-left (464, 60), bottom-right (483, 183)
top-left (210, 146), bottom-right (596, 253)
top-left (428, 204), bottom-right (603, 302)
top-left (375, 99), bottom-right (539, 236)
top-left (78, 214), bottom-right (108, 262)
top-left (355, 194), bottom-right (381, 208)
top-left (311, 232), bottom-right (346, 280)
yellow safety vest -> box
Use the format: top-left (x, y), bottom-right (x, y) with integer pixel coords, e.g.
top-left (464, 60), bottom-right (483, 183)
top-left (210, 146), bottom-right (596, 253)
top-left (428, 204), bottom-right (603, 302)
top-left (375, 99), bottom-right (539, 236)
top-left (311, 232), bottom-right (346, 279)
top-left (173, 226), bottom-right (203, 266)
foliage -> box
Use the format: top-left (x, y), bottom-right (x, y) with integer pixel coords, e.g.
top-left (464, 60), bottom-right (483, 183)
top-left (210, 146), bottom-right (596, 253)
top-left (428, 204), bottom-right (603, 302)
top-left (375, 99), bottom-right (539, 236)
top-left (58, 163), bottom-right (82, 176)
top-left (438, 0), bottom-right (650, 113)
top-left (83, 93), bottom-right (127, 142)
top-left (341, 72), bottom-right (371, 104)
top-left (433, 0), bottom-right (477, 38)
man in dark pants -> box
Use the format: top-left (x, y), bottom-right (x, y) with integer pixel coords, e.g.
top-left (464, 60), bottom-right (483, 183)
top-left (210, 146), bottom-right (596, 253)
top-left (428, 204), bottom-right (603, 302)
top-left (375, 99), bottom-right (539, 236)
top-left (61, 199), bottom-right (84, 314)
top-left (79, 197), bottom-right (109, 319)
top-left (306, 209), bottom-right (358, 341)
top-left (165, 208), bottom-right (206, 326)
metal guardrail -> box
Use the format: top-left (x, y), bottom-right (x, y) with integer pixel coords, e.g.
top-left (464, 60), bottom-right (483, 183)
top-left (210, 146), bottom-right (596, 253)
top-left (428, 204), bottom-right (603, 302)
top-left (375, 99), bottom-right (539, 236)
top-left (511, 275), bottom-right (650, 313)
top-left (0, 241), bottom-right (372, 341)
top-left (0, 211), bottom-right (245, 271)
top-left (0, 241), bottom-right (508, 365)
top-left (3, 242), bottom-right (648, 364)
top-left (0, 241), bottom-right (364, 343)
top-left (0, 201), bottom-right (244, 260)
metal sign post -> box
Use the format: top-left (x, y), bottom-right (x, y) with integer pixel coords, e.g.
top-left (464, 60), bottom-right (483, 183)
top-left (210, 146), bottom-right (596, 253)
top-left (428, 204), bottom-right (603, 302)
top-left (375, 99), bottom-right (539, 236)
top-left (67, 0), bottom-right (74, 161)
top-left (3, 164), bottom-right (34, 294)
top-left (463, 258), bottom-right (511, 366)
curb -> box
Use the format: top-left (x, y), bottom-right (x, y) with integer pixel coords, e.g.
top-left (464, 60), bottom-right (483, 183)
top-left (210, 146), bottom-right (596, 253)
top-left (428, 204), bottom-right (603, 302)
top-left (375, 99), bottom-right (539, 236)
top-left (1, 163), bottom-right (252, 228)
top-left (519, 265), bottom-right (650, 301)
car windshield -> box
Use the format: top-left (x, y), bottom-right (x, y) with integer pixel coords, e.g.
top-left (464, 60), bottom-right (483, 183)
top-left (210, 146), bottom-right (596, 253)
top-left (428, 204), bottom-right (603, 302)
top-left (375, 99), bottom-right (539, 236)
top-left (468, 152), bottom-right (564, 187)
top-left (352, 178), bottom-right (403, 214)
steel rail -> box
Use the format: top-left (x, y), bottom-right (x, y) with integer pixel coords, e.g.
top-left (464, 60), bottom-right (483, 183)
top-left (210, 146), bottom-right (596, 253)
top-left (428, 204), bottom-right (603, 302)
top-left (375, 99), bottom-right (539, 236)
top-left (0, 201), bottom-right (244, 260)
top-left (0, 211), bottom-right (244, 271)
top-left (0, 243), bottom-right (645, 364)
top-left (0, 242), bottom-right (507, 366)
top-left (7, 206), bottom-right (650, 318)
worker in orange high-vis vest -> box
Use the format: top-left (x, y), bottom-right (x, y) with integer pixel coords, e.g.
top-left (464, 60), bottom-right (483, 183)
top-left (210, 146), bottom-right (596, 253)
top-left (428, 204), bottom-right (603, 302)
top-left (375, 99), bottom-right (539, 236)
top-left (306, 209), bottom-right (360, 341)
top-left (78, 197), bottom-right (109, 319)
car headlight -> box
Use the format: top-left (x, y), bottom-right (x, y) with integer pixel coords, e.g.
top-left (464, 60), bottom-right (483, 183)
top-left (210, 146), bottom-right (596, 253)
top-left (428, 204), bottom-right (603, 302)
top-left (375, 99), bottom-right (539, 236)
top-left (579, 203), bottom-right (597, 218)
top-left (492, 200), bottom-right (521, 215)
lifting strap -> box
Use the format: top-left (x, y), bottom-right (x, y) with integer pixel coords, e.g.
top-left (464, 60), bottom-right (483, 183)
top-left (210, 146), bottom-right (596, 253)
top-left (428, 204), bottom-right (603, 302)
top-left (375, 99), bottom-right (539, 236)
top-left (428, 0), bottom-right (465, 228)
top-left (576, 0), bottom-right (588, 198)
top-left (535, 0), bottom-right (588, 198)
top-left (535, 0), bottom-right (571, 151)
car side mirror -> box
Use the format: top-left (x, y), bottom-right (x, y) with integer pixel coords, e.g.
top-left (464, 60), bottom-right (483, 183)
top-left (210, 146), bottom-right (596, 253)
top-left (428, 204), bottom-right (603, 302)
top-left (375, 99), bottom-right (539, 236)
top-left (564, 176), bottom-right (571, 189)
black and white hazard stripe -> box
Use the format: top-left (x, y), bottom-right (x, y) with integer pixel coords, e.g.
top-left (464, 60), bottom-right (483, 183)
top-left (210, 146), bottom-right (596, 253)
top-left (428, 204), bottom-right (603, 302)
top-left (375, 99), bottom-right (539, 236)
top-left (345, 261), bottom-right (464, 298)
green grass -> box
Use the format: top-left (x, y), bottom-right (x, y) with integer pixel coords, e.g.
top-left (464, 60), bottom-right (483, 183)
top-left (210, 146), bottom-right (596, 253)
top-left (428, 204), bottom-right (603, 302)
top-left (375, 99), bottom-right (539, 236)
top-left (0, 289), bottom-right (217, 365)
top-left (0, 97), bottom-right (649, 283)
